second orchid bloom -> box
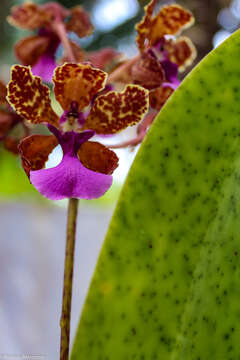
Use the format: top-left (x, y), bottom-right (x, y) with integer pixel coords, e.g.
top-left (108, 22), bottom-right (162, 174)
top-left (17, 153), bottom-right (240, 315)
top-left (8, 1), bottom-right (93, 82)
top-left (7, 63), bottom-right (149, 200)
top-left (107, 1), bottom-right (197, 148)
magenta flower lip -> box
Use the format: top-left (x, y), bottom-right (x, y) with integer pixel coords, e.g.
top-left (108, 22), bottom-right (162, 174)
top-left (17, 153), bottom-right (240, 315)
top-left (161, 59), bottom-right (178, 84)
top-left (31, 127), bottom-right (113, 200)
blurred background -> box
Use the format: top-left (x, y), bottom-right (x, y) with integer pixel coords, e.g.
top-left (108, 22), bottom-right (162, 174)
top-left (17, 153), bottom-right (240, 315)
top-left (0, 0), bottom-right (238, 358)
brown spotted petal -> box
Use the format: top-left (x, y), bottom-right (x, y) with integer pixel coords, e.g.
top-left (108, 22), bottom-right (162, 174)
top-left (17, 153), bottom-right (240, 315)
top-left (78, 141), bottom-right (119, 175)
top-left (66, 6), bottom-right (93, 38)
top-left (165, 36), bottom-right (197, 71)
top-left (149, 5), bottom-right (194, 46)
top-left (19, 134), bottom-right (58, 177)
top-left (85, 85), bottom-right (149, 134)
top-left (53, 63), bottom-right (107, 111)
top-left (131, 51), bottom-right (166, 90)
top-left (149, 85), bottom-right (174, 111)
top-left (0, 81), bottom-right (7, 104)
top-left (15, 35), bottom-right (50, 66)
top-left (7, 65), bottom-right (59, 127)
top-left (136, 0), bottom-right (157, 52)
top-left (7, 2), bottom-right (51, 30)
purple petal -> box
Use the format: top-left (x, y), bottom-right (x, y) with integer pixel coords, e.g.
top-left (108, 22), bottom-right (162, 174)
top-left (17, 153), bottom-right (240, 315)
top-left (151, 38), bottom-right (169, 60)
top-left (32, 53), bottom-right (57, 83)
top-left (78, 112), bottom-right (86, 126)
top-left (47, 126), bottom-right (95, 154)
top-left (60, 111), bottom-right (68, 124)
top-left (153, 38), bottom-right (166, 53)
top-left (30, 154), bottom-right (113, 200)
top-left (163, 80), bottom-right (180, 90)
top-left (161, 59), bottom-right (178, 83)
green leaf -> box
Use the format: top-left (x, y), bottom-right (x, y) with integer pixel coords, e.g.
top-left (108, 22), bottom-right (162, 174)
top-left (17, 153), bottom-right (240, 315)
top-left (71, 30), bottom-right (240, 359)
top-left (0, 148), bottom-right (37, 197)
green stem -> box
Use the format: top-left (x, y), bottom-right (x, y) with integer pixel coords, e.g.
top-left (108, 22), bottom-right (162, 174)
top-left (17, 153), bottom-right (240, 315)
top-left (60, 198), bottom-right (79, 360)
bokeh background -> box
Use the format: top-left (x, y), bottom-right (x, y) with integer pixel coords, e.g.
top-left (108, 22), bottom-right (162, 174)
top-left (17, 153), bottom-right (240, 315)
top-left (0, 0), bottom-right (238, 358)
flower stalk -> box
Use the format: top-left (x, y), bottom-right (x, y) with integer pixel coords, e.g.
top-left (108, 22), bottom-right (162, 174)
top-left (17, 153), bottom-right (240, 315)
top-left (60, 198), bottom-right (79, 360)
top-left (52, 21), bottom-right (76, 62)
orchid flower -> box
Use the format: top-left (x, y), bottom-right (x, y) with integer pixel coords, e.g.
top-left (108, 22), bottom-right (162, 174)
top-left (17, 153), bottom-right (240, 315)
top-left (135, 1), bottom-right (196, 106)
top-left (133, 2), bottom-right (196, 91)
top-left (107, 1), bottom-right (197, 148)
top-left (7, 63), bottom-right (149, 200)
top-left (8, 1), bottom-right (93, 82)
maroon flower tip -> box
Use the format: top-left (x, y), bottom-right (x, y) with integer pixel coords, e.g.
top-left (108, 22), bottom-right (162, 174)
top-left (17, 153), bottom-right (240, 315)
top-left (131, 51), bottom-right (166, 90)
top-left (19, 134), bottom-right (58, 177)
top-left (78, 141), bottom-right (119, 175)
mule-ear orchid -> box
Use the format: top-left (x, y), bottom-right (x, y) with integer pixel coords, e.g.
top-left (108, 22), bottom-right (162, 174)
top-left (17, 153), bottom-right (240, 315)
top-left (7, 63), bottom-right (149, 200)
